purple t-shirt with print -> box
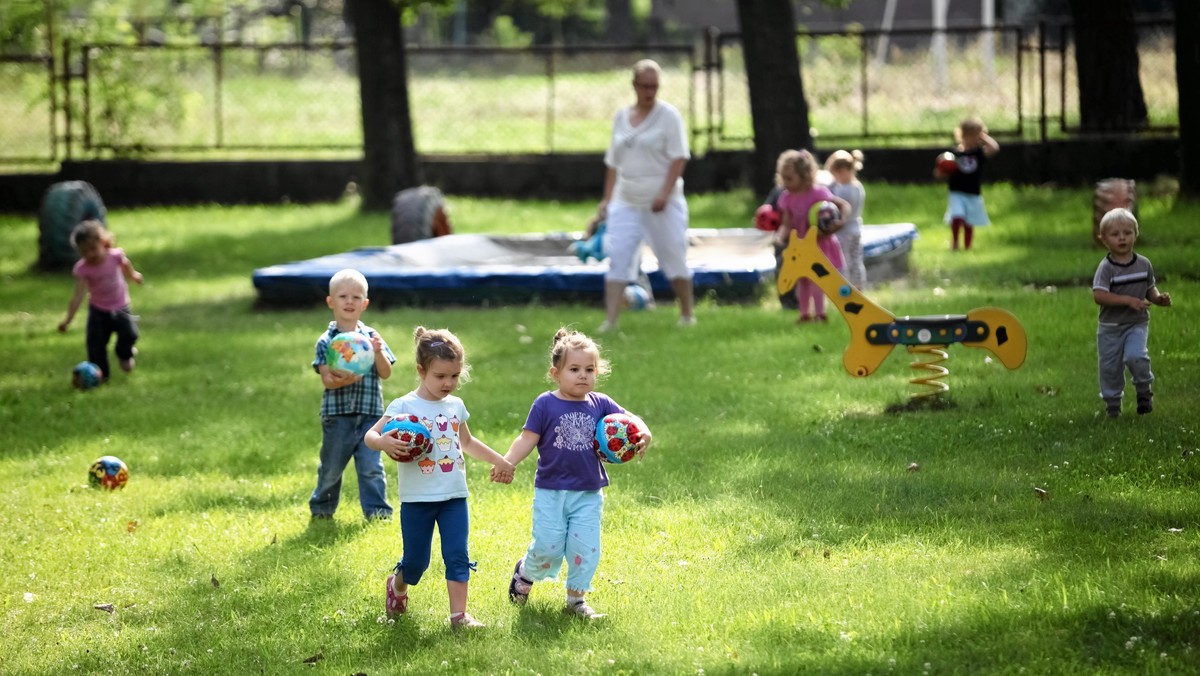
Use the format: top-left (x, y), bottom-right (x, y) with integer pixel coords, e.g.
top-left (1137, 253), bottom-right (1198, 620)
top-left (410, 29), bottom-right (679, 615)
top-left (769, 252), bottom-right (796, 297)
top-left (523, 391), bottom-right (625, 491)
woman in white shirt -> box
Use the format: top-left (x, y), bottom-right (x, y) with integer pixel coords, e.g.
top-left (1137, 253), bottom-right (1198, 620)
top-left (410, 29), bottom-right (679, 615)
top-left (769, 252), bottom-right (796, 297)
top-left (596, 59), bottom-right (694, 332)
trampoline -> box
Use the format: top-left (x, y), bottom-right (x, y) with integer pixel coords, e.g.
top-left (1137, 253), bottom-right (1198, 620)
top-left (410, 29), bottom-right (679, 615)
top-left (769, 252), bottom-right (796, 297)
top-left (252, 224), bottom-right (918, 307)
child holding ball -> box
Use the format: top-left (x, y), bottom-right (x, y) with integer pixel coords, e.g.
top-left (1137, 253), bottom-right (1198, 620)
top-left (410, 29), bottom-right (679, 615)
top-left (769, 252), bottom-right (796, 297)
top-left (824, 149), bottom-right (868, 290)
top-left (503, 328), bottom-right (651, 620)
top-left (309, 268), bottom-right (395, 521)
top-left (58, 219), bottom-right (143, 382)
top-left (365, 327), bottom-right (514, 629)
top-left (772, 149), bottom-right (851, 323)
top-left (1092, 208), bottom-right (1172, 418)
top-left (936, 117), bottom-right (1000, 251)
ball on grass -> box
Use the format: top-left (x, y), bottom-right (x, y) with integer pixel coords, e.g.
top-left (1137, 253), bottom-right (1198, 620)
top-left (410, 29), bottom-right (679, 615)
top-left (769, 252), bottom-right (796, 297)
top-left (89, 456), bottom-right (128, 490)
top-left (72, 361), bottom-right (102, 391)
top-left (623, 284), bottom-right (651, 311)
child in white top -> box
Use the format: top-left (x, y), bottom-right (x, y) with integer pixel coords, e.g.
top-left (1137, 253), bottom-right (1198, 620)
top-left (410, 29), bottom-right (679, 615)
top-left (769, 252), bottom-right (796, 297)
top-left (365, 327), bottom-right (514, 629)
top-left (824, 149), bottom-right (868, 290)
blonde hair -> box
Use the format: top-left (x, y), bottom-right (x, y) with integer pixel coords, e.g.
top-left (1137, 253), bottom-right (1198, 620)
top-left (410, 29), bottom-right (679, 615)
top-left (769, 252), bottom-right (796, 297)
top-left (328, 268), bottom-right (368, 296)
top-left (775, 149), bottom-right (819, 189)
top-left (549, 327), bottom-right (611, 380)
top-left (632, 58), bottom-right (661, 80)
top-left (413, 326), bottom-right (470, 381)
top-left (955, 117), bottom-right (987, 144)
top-left (824, 149), bottom-right (864, 174)
top-left (70, 219), bottom-right (113, 251)
top-left (1099, 207), bottom-right (1139, 237)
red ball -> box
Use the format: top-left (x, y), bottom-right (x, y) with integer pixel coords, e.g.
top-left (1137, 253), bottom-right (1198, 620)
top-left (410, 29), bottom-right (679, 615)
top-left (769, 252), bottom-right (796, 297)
top-left (936, 152), bottom-right (958, 174)
top-left (754, 204), bottom-right (781, 231)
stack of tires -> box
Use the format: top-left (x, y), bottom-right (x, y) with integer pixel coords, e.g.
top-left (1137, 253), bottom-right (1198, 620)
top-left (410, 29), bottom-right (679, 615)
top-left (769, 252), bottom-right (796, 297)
top-left (38, 181), bottom-right (107, 270)
top-left (390, 186), bottom-right (451, 245)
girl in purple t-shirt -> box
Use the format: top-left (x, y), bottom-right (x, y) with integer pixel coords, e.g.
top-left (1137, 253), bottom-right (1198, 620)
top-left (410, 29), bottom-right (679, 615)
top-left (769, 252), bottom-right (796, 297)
top-left (58, 220), bottom-right (143, 381)
top-left (503, 328), bottom-right (652, 620)
top-left (772, 149), bottom-right (851, 323)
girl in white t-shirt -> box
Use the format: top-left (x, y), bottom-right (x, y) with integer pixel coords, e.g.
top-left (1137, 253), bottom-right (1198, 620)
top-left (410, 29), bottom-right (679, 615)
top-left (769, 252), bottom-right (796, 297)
top-left (596, 59), bottom-right (694, 333)
top-left (365, 326), bottom-right (514, 629)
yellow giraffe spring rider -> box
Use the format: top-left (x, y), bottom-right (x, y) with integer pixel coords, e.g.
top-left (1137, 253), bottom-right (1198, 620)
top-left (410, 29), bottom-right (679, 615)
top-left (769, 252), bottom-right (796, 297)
top-left (776, 227), bottom-right (1028, 398)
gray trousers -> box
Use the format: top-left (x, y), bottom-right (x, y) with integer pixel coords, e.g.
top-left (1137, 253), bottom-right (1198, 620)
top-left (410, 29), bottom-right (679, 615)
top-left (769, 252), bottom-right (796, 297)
top-left (1096, 322), bottom-right (1154, 405)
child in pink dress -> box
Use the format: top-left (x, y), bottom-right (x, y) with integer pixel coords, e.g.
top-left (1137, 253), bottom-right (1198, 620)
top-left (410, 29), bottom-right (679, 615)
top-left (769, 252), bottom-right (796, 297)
top-left (771, 150), bottom-right (851, 322)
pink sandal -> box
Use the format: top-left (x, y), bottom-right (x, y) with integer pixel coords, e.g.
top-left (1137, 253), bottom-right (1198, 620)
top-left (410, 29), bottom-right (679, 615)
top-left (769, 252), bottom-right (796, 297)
top-left (385, 574), bottom-right (408, 617)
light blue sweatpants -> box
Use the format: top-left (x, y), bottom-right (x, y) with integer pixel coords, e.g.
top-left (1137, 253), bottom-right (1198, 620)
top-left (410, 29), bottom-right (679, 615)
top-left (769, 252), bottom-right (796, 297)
top-left (522, 488), bottom-right (603, 593)
top-left (1097, 321), bottom-right (1153, 406)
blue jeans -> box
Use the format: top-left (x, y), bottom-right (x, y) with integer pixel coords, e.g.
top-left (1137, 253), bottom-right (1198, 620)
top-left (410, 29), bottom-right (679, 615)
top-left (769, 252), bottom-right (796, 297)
top-left (86, 305), bottom-right (138, 378)
top-left (309, 414), bottom-right (392, 519)
top-left (396, 497), bottom-right (473, 585)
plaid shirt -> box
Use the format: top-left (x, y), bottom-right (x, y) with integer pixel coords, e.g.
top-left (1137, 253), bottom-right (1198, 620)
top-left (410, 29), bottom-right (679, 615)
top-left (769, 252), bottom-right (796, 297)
top-left (313, 321), bottom-right (395, 417)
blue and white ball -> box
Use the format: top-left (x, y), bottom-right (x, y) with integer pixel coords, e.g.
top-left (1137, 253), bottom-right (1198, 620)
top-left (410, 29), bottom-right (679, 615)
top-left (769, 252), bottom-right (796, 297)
top-left (72, 361), bottom-right (102, 391)
top-left (623, 284), bottom-right (651, 311)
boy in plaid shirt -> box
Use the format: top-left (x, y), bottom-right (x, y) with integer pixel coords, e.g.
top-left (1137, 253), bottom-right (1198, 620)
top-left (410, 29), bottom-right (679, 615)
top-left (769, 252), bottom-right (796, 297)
top-left (309, 269), bottom-right (395, 519)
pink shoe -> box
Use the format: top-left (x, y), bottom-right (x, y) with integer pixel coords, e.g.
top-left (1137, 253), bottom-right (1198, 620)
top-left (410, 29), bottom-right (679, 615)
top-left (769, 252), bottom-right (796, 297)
top-left (385, 574), bottom-right (408, 618)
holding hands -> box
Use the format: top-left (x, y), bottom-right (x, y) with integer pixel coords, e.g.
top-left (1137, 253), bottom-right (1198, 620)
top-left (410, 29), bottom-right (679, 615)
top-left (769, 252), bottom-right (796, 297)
top-left (490, 460), bottom-right (515, 484)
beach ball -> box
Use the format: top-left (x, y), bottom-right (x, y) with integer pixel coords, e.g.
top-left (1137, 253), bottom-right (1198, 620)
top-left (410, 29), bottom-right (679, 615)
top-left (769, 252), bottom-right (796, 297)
top-left (382, 414), bottom-right (433, 463)
top-left (754, 204), bottom-right (780, 231)
top-left (72, 361), bottom-right (102, 391)
top-left (326, 332), bottom-right (374, 376)
top-left (810, 201), bottom-right (841, 233)
top-left (936, 151), bottom-right (958, 174)
top-left (89, 455), bottom-right (128, 490)
top-left (623, 284), bottom-right (651, 311)
top-left (594, 413), bottom-right (646, 465)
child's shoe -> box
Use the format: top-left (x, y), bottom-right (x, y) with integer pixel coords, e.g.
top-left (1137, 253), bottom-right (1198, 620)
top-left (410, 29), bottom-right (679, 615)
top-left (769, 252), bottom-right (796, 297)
top-left (450, 612), bottom-right (485, 629)
top-left (565, 600), bottom-right (606, 620)
top-left (385, 574), bottom-right (408, 618)
top-left (797, 315), bottom-right (812, 324)
top-left (1106, 404), bottom-right (1121, 419)
top-left (1136, 394), bottom-right (1153, 415)
top-left (119, 347), bottom-right (138, 372)
top-left (508, 557), bottom-right (533, 605)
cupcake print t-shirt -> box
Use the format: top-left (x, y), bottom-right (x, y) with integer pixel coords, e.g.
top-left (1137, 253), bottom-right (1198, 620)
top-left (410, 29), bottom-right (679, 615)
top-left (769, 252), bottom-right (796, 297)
top-left (384, 391), bottom-right (469, 502)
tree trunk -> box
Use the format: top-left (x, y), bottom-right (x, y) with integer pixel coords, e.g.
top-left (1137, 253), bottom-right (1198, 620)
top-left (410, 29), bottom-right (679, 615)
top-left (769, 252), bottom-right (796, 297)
top-left (605, 0), bottom-right (635, 44)
top-left (1069, 0), bottom-right (1148, 132)
top-left (348, 0), bottom-right (422, 210)
top-left (735, 0), bottom-right (813, 196)
top-left (1176, 0), bottom-right (1200, 197)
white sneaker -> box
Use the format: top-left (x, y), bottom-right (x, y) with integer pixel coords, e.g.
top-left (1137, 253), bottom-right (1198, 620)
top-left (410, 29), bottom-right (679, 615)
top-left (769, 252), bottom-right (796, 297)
top-left (596, 320), bottom-right (616, 334)
top-left (565, 601), bottom-right (606, 620)
top-left (677, 316), bottom-right (697, 327)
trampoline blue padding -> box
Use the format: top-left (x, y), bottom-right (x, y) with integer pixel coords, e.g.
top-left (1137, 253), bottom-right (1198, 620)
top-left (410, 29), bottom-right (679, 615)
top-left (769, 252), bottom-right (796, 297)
top-left (252, 225), bottom-right (917, 307)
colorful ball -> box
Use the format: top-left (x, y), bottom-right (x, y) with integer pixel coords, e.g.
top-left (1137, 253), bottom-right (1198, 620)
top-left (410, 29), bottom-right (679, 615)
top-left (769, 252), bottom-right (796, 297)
top-left (89, 455), bottom-right (128, 490)
top-left (754, 204), bottom-right (781, 231)
top-left (623, 284), bottom-right (651, 311)
top-left (810, 201), bottom-right (841, 233)
top-left (382, 414), bottom-right (433, 463)
top-left (936, 151), bottom-right (958, 174)
top-left (326, 332), bottom-right (374, 376)
top-left (594, 413), bottom-right (645, 465)
top-left (72, 361), bottom-right (102, 391)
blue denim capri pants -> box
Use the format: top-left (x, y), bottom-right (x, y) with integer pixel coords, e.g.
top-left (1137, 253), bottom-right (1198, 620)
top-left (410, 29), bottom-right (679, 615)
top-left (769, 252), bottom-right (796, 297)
top-left (521, 488), bottom-right (604, 593)
top-left (396, 497), bottom-right (474, 585)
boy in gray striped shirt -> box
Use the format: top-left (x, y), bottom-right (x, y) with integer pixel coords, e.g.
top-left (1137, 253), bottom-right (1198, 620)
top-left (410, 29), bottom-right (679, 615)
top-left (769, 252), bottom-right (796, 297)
top-left (1092, 208), bottom-right (1172, 418)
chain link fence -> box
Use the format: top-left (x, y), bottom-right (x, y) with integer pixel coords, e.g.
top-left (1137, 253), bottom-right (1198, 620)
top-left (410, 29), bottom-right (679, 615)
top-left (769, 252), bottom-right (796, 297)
top-left (0, 17), bottom-right (1180, 165)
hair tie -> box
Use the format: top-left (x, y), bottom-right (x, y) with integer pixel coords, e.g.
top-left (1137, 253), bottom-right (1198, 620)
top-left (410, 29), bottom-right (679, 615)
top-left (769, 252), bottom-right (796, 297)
top-left (429, 341), bottom-right (445, 348)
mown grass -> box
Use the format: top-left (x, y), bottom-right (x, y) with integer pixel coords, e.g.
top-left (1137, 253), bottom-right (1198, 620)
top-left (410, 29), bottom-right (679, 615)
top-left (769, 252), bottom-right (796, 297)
top-left (1, 183), bottom-right (1198, 674)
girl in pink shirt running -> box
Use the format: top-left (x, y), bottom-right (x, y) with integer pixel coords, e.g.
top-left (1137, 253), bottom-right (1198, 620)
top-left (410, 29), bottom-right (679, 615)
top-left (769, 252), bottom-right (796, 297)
top-left (58, 220), bottom-right (143, 381)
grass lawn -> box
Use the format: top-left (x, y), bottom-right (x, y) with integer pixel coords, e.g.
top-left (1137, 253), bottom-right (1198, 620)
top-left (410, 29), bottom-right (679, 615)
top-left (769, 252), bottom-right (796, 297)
top-left (1, 183), bottom-right (1197, 674)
